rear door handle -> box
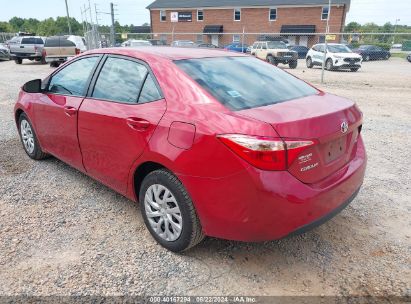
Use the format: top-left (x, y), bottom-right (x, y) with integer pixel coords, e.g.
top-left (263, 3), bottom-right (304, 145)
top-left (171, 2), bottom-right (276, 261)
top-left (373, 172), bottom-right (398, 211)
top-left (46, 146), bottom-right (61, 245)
top-left (64, 106), bottom-right (78, 116)
top-left (126, 117), bottom-right (151, 131)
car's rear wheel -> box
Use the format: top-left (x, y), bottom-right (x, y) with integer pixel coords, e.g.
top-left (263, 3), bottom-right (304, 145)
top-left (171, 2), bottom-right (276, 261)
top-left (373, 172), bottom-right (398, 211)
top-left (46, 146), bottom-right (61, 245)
top-left (15, 58), bottom-right (22, 64)
top-left (326, 58), bottom-right (334, 71)
top-left (139, 169), bottom-right (205, 252)
top-left (18, 113), bottom-right (48, 160)
top-left (306, 57), bottom-right (313, 68)
top-left (289, 60), bottom-right (298, 69)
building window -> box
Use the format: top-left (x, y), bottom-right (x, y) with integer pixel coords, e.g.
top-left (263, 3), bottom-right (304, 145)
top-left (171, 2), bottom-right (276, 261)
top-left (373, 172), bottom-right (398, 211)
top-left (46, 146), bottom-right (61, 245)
top-left (321, 6), bottom-right (329, 20)
top-left (233, 34), bottom-right (241, 43)
top-left (269, 8), bottom-right (277, 21)
top-left (197, 9), bottom-right (204, 21)
top-left (160, 10), bottom-right (166, 22)
top-left (196, 34), bottom-right (204, 43)
top-left (234, 8), bottom-right (241, 21)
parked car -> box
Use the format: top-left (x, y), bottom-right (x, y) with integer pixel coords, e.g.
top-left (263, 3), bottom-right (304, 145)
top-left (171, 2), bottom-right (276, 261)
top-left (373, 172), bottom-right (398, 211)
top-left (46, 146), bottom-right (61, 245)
top-left (223, 43), bottom-right (249, 53)
top-left (67, 35), bottom-right (87, 52)
top-left (288, 45), bottom-right (309, 59)
top-left (0, 43), bottom-right (10, 61)
top-left (8, 36), bottom-right (45, 64)
top-left (15, 47), bottom-right (366, 252)
top-left (407, 53), bottom-right (411, 63)
top-left (250, 40), bottom-right (298, 68)
top-left (352, 45), bottom-right (391, 61)
top-left (121, 39), bottom-right (152, 47)
top-left (306, 43), bottom-right (362, 72)
top-left (43, 36), bottom-right (80, 67)
top-left (149, 39), bottom-right (167, 46)
top-left (171, 40), bottom-right (196, 47)
top-left (197, 43), bottom-right (218, 48)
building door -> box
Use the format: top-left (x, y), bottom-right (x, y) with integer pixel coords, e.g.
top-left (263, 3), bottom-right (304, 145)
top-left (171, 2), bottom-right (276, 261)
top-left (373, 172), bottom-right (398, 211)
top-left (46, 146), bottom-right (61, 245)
top-left (211, 35), bottom-right (219, 47)
top-left (300, 36), bottom-right (308, 47)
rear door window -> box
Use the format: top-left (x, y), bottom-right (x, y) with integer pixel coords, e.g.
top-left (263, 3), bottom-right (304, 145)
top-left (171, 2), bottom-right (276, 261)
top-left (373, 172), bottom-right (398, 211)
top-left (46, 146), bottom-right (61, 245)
top-left (61, 38), bottom-right (76, 47)
top-left (174, 56), bottom-right (318, 111)
top-left (92, 57), bottom-right (148, 104)
top-left (45, 38), bottom-right (60, 47)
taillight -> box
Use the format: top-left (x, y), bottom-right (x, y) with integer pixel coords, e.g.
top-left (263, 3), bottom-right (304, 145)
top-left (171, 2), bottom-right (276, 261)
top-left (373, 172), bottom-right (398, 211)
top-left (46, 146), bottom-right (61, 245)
top-left (34, 45), bottom-right (38, 52)
top-left (75, 48), bottom-right (80, 55)
top-left (217, 134), bottom-right (315, 171)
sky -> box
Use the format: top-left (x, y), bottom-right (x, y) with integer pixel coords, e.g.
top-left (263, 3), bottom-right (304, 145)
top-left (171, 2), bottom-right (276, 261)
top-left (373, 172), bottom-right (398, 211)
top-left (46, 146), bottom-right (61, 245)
top-left (0, 0), bottom-right (410, 27)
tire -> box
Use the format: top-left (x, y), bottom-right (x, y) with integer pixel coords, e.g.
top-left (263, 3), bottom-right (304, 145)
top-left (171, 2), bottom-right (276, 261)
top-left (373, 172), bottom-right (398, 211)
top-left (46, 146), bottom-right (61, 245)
top-left (384, 54), bottom-right (390, 60)
top-left (18, 113), bottom-right (48, 160)
top-left (289, 60), bottom-right (298, 69)
top-left (267, 55), bottom-right (277, 66)
top-left (326, 58), bottom-right (334, 71)
top-left (306, 57), bottom-right (313, 68)
top-left (139, 169), bottom-right (205, 252)
top-left (15, 58), bottom-right (22, 64)
top-left (350, 67), bottom-right (360, 72)
top-left (408, 56), bottom-right (411, 63)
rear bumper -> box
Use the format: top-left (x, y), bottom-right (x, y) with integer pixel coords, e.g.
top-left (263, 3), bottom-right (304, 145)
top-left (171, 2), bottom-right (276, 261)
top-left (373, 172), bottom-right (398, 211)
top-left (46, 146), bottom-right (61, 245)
top-left (45, 57), bottom-right (69, 63)
top-left (11, 53), bottom-right (41, 59)
top-left (179, 136), bottom-right (366, 242)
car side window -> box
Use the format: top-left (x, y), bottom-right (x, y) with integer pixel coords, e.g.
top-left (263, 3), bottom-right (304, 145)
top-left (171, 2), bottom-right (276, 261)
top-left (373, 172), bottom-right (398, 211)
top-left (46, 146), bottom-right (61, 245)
top-left (262, 43), bottom-right (267, 50)
top-left (92, 57), bottom-right (148, 104)
top-left (48, 56), bottom-right (99, 96)
top-left (139, 74), bottom-right (162, 103)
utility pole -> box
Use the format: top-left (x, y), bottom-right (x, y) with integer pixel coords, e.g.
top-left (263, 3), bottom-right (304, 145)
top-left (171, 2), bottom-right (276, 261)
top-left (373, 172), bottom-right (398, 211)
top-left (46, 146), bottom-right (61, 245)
top-left (321, 0), bottom-right (331, 84)
top-left (392, 18), bottom-right (400, 44)
top-left (110, 2), bottom-right (115, 46)
top-left (64, 0), bottom-right (72, 34)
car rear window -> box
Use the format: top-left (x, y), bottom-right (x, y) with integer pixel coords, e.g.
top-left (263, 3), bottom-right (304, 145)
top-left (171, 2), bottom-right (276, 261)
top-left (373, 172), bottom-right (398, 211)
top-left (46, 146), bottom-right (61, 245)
top-left (60, 39), bottom-right (76, 47)
top-left (22, 37), bottom-right (43, 44)
top-left (174, 56), bottom-right (318, 111)
top-left (45, 38), bottom-right (60, 47)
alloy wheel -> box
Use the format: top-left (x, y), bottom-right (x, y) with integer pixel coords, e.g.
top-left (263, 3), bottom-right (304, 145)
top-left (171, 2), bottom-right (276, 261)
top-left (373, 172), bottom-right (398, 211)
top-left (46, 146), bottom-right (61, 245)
top-left (144, 184), bottom-right (183, 242)
top-left (20, 119), bottom-right (35, 154)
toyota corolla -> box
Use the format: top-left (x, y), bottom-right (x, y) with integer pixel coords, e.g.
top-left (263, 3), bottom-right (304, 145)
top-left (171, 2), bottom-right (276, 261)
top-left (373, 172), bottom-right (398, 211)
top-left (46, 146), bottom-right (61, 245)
top-left (14, 47), bottom-right (366, 252)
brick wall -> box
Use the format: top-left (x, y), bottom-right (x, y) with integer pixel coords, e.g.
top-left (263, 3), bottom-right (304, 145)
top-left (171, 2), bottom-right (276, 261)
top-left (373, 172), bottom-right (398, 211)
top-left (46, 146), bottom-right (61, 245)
top-left (150, 5), bottom-right (347, 47)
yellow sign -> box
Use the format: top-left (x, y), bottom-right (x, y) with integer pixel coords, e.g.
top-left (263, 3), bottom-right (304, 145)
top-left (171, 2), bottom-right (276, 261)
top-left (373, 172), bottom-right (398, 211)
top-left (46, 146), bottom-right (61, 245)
top-left (121, 33), bottom-right (128, 39)
top-left (326, 34), bottom-right (336, 41)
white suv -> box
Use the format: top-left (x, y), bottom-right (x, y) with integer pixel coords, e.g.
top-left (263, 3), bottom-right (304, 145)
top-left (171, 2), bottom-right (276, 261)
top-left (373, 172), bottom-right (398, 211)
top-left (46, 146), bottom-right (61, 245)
top-left (306, 43), bottom-right (363, 72)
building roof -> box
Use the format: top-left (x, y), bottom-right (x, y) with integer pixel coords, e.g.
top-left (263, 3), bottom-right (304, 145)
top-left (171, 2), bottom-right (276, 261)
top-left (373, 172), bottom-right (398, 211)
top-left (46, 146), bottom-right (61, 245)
top-left (147, 0), bottom-right (350, 9)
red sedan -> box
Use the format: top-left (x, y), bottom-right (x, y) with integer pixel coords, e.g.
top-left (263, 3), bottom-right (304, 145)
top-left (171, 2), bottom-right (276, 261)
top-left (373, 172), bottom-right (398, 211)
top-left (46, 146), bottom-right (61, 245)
top-left (14, 47), bottom-right (366, 252)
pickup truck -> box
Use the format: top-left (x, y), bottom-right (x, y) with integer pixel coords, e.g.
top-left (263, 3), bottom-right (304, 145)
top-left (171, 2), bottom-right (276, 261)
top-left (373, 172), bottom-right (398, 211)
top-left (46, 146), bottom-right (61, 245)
top-left (8, 36), bottom-right (45, 64)
top-left (43, 36), bottom-right (80, 67)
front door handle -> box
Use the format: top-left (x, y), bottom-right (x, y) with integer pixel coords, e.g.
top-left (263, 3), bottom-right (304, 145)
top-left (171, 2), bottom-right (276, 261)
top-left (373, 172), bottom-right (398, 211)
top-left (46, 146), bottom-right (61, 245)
top-left (126, 117), bottom-right (151, 131)
top-left (64, 106), bottom-right (78, 116)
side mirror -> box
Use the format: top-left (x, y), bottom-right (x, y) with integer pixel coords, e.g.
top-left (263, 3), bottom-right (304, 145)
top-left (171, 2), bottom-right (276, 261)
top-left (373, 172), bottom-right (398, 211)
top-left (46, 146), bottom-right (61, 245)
top-left (23, 79), bottom-right (42, 93)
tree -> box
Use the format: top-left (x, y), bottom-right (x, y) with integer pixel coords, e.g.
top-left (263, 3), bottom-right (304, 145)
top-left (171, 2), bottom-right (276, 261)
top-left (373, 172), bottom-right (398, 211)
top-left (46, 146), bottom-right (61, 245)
top-left (345, 22), bottom-right (361, 32)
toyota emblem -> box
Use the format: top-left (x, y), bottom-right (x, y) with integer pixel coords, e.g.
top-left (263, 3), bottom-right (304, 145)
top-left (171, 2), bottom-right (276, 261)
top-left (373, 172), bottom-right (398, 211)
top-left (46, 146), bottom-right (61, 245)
top-left (341, 121), bottom-right (349, 134)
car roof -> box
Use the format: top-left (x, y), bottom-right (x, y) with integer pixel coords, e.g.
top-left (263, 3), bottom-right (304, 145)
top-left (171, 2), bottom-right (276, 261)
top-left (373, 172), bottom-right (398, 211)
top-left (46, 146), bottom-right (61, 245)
top-left (86, 46), bottom-right (246, 60)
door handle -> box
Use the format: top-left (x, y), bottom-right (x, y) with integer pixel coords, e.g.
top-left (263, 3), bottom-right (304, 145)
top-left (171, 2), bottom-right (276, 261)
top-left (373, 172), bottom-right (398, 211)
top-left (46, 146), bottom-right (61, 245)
top-left (64, 106), bottom-right (78, 116)
top-left (126, 117), bottom-right (151, 131)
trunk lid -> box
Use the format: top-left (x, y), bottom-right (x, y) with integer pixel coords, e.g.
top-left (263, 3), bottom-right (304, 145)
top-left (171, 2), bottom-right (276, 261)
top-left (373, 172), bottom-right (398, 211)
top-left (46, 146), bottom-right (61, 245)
top-left (237, 93), bottom-right (363, 184)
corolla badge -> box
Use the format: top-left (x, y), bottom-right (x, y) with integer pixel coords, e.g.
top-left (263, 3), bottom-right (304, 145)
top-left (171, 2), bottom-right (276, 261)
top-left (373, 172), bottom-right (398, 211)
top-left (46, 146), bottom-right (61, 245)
top-left (341, 121), bottom-right (349, 134)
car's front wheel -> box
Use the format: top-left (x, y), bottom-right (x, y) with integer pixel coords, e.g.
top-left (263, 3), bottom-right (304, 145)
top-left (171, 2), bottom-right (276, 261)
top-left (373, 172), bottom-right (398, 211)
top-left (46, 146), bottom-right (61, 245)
top-left (139, 169), bottom-right (205, 252)
top-left (326, 58), bottom-right (334, 71)
top-left (18, 113), bottom-right (48, 160)
top-left (306, 57), bottom-right (313, 68)
top-left (267, 55), bottom-right (278, 66)
top-left (350, 67), bottom-right (360, 72)
top-left (289, 60), bottom-right (297, 69)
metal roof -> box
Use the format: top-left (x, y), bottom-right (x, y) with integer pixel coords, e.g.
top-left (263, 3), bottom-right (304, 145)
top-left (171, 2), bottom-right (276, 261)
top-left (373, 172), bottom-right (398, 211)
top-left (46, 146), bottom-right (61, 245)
top-left (147, 0), bottom-right (350, 9)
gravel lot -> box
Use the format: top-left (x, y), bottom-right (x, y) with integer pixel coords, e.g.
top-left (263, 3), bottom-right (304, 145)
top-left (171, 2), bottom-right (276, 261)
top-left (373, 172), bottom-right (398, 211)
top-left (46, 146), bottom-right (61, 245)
top-left (0, 57), bottom-right (410, 298)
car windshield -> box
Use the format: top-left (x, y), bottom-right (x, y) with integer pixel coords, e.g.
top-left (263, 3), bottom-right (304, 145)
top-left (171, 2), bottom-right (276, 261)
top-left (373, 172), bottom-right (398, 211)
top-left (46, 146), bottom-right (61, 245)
top-left (174, 56), bottom-right (318, 111)
top-left (358, 45), bottom-right (370, 50)
top-left (267, 41), bottom-right (287, 49)
top-left (327, 45), bottom-right (352, 53)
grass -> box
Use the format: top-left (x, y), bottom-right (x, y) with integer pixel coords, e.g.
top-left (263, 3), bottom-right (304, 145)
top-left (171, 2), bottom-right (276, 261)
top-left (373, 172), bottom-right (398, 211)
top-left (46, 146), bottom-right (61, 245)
top-left (390, 52), bottom-right (408, 59)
